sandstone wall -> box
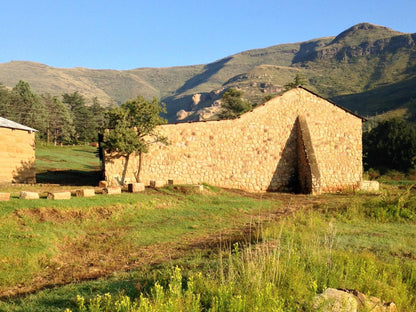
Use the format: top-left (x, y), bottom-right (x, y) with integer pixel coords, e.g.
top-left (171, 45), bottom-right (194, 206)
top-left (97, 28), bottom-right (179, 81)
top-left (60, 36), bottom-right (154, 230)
top-left (104, 87), bottom-right (363, 193)
top-left (0, 127), bottom-right (36, 183)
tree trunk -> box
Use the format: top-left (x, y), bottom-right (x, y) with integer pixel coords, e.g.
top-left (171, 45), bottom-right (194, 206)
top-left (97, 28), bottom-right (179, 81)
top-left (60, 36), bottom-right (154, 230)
top-left (121, 154), bottom-right (130, 185)
top-left (135, 151), bottom-right (142, 183)
top-left (46, 128), bottom-right (50, 146)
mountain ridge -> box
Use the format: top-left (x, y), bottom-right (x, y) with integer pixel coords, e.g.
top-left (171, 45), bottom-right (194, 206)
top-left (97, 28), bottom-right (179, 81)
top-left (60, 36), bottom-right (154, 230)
top-left (0, 22), bottom-right (415, 122)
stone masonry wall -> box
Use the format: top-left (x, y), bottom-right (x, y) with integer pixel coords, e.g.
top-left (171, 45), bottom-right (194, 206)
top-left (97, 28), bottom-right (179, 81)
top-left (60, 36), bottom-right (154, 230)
top-left (0, 127), bottom-right (36, 183)
top-left (104, 87), bottom-right (363, 193)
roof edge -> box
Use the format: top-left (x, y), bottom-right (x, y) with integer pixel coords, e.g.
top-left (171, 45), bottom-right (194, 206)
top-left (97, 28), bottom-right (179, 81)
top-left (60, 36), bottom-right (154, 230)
top-left (0, 117), bottom-right (38, 132)
top-left (297, 86), bottom-right (367, 121)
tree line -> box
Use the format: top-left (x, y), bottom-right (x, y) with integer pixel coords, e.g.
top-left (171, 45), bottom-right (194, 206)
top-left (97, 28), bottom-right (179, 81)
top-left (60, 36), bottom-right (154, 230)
top-left (0, 80), bottom-right (107, 145)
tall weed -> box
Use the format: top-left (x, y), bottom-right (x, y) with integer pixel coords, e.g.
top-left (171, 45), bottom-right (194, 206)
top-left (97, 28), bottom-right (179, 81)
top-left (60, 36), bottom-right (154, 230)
top-left (68, 208), bottom-right (416, 311)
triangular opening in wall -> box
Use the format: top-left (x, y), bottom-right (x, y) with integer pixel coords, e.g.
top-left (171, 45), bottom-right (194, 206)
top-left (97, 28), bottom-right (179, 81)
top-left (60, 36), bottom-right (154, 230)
top-left (296, 115), bottom-right (321, 194)
top-left (296, 117), bottom-right (313, 194)
top-left (267, 119), bottom-right (301, 193)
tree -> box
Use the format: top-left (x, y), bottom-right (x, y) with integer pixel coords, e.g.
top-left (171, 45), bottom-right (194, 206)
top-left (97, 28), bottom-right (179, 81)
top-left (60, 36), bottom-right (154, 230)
top-left (41, 94), bottom-right (75, 145)
top-left (363, 118), bottom-right (416, 173)
top-left (102, 96), bottom-right (168, 184)
top-left (0, 84), bottom-right (11, 118)
top-left (90, 97), bottom-right (107, 133)
top-left (63, 92), bottom-right (97, 143)
top-left (10, 80), bottom-right (48, 133)
top-left (284, 74), bottom-right (307, 91)
top-left (219, 88), bottom-right (252, 119)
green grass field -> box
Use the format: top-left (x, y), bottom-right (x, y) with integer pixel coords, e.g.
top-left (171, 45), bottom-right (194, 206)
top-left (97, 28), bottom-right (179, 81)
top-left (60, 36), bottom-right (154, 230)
top-left (35, 144), bottom-right (102, 186)
top-left (0, 146), bottom-right (415, 311)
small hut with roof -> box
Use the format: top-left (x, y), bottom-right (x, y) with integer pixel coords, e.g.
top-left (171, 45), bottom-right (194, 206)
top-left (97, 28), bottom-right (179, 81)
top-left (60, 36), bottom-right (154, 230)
top-left (0, 117), bottom-right (37, 183)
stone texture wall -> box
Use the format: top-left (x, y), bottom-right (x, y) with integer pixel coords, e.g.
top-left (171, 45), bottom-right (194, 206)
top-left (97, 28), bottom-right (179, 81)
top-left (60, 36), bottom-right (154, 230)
top-left (104, 87), bottom-right (363, 193)
top-left (0, 127), bottom-right (36, 183)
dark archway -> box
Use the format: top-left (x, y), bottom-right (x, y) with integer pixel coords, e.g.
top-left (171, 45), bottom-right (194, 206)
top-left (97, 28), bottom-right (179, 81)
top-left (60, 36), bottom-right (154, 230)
top-left (267, 116), bottom-right (320, 194)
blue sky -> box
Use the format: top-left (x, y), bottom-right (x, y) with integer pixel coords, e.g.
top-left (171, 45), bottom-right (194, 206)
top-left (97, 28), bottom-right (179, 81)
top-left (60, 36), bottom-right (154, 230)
top-left (0, 0), bottom-right (415, 70)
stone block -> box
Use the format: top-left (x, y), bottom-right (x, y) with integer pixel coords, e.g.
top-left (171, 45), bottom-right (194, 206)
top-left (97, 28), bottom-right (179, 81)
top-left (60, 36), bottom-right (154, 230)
top-left (313, 288), bottom-right (357, 312)
top-left (47, 191), bottom-right (71, 200)
top-left (193, 185), bottom-right (204, 192)
top-left (75, 189), bottom-right (95, 197)
top-left (20, 191), bottom-right (39, 200)
top-left (128, 183), bottom-right (145, 193)
top-left (150, 180), bottom-right (167, 188)
top-left (105, 187), bottom-right (122, 195)
top-left (0, 193), bottom-right (10, 201)
top-left (99, 180), bottom-right (108, 188)
top-left (359, 180), bottom-right (380, 192)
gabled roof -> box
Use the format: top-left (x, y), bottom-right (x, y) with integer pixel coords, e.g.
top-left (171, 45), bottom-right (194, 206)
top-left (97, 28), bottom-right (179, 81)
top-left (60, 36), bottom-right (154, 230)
top-left (297, 86), bottom-right (366, 121)
top-left (0, 117), bottom-right (37, 132)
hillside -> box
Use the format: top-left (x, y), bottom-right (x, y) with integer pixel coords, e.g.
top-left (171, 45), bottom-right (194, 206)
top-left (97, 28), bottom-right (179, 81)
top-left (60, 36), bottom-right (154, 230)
top-left (0, 23), bottom-right (415, 121)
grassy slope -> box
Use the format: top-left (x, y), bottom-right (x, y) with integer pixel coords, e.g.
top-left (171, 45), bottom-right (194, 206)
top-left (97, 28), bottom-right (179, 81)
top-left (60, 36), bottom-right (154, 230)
top-left (34, 144), bottom-right (102, 186)
top-left (0, 184), bottom-right (279, 295)
top-left (0, 186), bottom-right (415, 311)
top-left (0, 146), bottom-right (415, 310)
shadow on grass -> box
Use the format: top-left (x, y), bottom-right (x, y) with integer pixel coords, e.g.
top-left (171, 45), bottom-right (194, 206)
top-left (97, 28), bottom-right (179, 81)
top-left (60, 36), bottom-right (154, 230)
top-left (36, 169), bottom-right (103, 186)
top-left (4, 277), bottom-right (139, 312)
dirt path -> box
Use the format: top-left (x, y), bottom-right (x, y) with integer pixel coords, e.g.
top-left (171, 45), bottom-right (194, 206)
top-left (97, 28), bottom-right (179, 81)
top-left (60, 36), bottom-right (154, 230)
top-left (0, 190), bottom-right (342, 299)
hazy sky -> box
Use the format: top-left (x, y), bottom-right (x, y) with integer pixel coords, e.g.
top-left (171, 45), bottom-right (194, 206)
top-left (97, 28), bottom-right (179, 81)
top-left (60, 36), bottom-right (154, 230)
top-left (0, 0), bottom-right (415, 70)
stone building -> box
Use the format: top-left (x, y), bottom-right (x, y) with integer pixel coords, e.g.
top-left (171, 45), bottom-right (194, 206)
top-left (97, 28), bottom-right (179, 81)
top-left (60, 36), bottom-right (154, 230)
top-left (103, 87), bottom-right (364, 194)
top-left (0, 117), bottom-right (37, 183)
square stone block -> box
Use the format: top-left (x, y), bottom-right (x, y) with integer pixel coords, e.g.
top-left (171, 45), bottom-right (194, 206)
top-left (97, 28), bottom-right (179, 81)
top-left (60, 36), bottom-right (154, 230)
top-left (75, 189), bottom-right (95, 197)
top-left (150, 180), bottom-right (166, 188)
top-left (47, 191), bottom-right (71, 200)
top-left (0, 193), bottom-right (10, 201)
top-left (128, 183), bottom-right (145, 193)
top-left (359, 180), bottom-right (380, 192)
top-left (105, 187), bottom-right (122, 195)
top-left (20, 191), bottom-right (39, 200)
top-left (99, 180), bottom-right (108, 188)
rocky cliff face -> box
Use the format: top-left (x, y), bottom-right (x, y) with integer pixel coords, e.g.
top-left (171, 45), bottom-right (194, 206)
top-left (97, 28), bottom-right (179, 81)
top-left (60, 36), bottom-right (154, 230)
top-left (313, 33), bottom-right (416, 62)
top-left (293, 23), bottom-right (415, 63)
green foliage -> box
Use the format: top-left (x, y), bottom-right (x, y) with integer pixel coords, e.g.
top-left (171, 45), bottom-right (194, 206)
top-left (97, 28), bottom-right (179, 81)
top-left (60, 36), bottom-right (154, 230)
top-left (63, 92), bottom-right (106, 143)
top-left (42, 94), bottom-right (75, 145)
top-left (103, 120), bottom-right (145, 156)
top-left (0, 82), bottom-right (107, 145)
top-left (102, 96), bottom-right (167, 182)
top-left (9, 80), bottom-right (48, 133)
top-left (283, 74), bottom-right (307, 91)
top-left (0, 83), bottom-right (11, 117)
top-left (363, 118), bottom-right (416, 173)
top-left (219, 88), bottom-right (252, 119)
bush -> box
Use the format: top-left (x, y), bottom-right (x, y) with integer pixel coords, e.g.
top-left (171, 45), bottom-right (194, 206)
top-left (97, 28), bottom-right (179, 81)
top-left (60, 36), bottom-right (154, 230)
top-left (363, 118), bottom-right (416, 173)
top-left (383, 170), bottom-right (406, 181)
top-left (365, 168), bottom-right (381, 180)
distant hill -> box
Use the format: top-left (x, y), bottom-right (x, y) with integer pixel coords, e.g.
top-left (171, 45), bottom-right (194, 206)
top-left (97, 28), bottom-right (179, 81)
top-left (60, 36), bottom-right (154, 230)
top-left (0, 23), bottom-right (415, 122)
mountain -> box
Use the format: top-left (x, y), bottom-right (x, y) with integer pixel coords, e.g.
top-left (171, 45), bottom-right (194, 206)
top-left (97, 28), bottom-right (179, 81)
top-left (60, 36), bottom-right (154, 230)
top-left (0, 23), bottom-right (415, 122)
